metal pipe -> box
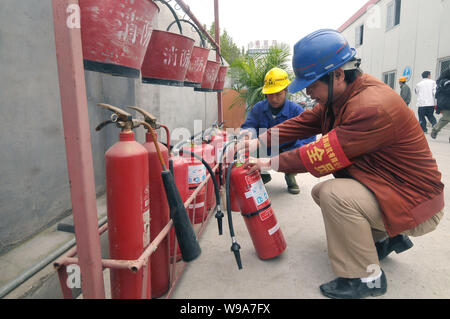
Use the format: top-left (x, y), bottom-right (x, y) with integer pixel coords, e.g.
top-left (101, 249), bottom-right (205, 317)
top-left (214, 0), bottom-right (223, 124)
top-left (0, 239), bottom-right (76, 299)
top-left (173, 0), bottom-right (220, 51)
top-left (54, 222), bottom-right (108, 267)
top-left (0, 216), bottom-right (107, 299)
top-left (51, 0), bottom-right (105, 298)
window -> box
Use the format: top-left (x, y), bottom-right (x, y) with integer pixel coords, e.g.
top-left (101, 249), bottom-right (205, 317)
top-left (438, 58), bottom-right (450, 77)
top-left (355, 24), bottom-right (364, 47)
top-left (383, 71), bottom-right (396, 89)
top-left (386, 0), bottom-right (401, 30)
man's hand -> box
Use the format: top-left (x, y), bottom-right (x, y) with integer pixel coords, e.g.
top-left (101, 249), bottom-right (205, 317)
top-left (243, 157), bottom-right (272, 174)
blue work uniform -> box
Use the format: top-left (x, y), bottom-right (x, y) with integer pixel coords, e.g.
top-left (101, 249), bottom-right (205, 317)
top-left (241, 99), bottom-right (316, 155)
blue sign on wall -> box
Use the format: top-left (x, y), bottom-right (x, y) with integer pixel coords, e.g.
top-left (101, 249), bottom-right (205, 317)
top-left (403, 66), bottom-right (412, 81)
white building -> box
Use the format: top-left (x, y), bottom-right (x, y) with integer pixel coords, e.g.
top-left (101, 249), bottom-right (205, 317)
top-left (338, 0), bottom-right (450, 113)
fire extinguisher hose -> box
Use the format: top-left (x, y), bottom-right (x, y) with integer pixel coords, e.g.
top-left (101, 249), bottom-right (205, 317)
top-left (225, 161), bottom-right (243, 270)
top-left (218, 138), bottom-right (238, 186)
top-left (140, 121), bottom-right (202, 262)
top-left (180, 149), bottom-right (224, 236)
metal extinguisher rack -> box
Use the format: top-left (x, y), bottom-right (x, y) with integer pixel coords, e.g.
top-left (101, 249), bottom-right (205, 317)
top-left (51, 0), bottom-right (223, 299)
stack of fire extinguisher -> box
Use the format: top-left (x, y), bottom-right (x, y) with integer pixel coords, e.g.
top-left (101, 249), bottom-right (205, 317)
top-left (96, 105), bottom-right (287, 298)
top-left (96, 103), bottom-right (201, 299)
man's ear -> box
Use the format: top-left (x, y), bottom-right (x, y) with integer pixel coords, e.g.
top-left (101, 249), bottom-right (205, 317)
top-left (334, 68), bottom-right (346, 83)
top-left (334, 68), bottom-right (344, 79)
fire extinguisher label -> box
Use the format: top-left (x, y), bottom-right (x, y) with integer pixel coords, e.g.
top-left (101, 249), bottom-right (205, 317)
top-left (143, 209), bottom-right (150, 247)
top-left (245, 173), bottom-right (270, 209)
top-left (259, 206), bottom-right (274, 222)
top-left (188, 165), bottom-right (206, 185)
top-left (188, 202), bottom-right (205, 209)
top-left (268, 222), bottom-right (280, 236)
top-left (143, 185), bottom-right (150, 247)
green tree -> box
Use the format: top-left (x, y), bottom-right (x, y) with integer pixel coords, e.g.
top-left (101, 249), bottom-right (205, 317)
top-left (231, 45), bottom-right (292, 114)
top-left (208, 22), bottom-right (241, 65)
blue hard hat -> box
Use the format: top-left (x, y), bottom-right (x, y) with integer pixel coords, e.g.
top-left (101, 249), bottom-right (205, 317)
top-left (288, 29), bottom-right (356, 94)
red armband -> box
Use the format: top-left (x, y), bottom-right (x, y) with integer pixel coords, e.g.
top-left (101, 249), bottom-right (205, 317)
top-left (298, 130), bottom-right (352, 177)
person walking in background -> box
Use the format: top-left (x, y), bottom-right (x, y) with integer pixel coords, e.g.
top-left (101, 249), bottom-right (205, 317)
top-left (415, 71), bottom-right (437, 133)
top-left (399, 76), bottom-right (411, 106)
top-left (240, 67), bottom-right (315, 194)
top-left (431, 69), bottom-right (450, 142)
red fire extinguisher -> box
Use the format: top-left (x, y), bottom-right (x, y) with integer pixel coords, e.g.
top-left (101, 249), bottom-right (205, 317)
top-left (128, 107), bottom-right (170, 298)
top-left (181, 143), bottom-right (208, 224)
top-left (229, 163), bottom-right (287, 260)
top-left (96, 103), bottom-right (151, 299)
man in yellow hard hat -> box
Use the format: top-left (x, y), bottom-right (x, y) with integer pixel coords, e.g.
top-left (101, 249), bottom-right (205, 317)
top-left (399, 76), bottom-right (411, 106)
top-left (240, 67), bottom-right (315, 194)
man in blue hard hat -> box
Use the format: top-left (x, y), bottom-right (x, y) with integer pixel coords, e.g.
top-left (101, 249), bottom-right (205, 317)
top-left (238, 29), bottom-right (444, 299)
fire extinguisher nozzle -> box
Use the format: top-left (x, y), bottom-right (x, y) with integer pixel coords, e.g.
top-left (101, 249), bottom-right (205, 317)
top-left (215, 210), bottom-right (224, 235)
top-left (231, 242), bottom-right (243, 270)
top-left (161, 170), bottom-right (202, 262)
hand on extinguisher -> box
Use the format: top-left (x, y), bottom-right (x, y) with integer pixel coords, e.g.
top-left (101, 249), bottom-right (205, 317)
top-left (243, 157), bottom-right (272, 174)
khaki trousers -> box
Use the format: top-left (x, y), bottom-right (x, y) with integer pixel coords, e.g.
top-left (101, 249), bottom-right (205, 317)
top-left (312, 178), bottom-right (443, 278)
top-left (432, 109), bottom-right (450, 135)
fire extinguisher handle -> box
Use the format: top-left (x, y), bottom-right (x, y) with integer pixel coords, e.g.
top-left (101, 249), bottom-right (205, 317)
top-left (127, 106), bottom-right (157, 126)
top-left (95, 120), bottom-right (114, 131)
top-left (97, 103), bottom-right (132, 122)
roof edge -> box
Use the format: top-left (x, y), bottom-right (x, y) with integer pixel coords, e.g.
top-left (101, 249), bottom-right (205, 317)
top-left (337, 0), bottom-right (383, 33)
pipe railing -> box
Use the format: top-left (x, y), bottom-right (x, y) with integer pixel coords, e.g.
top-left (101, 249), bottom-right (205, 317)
top-left (54, 163), bottom-right (220, 299)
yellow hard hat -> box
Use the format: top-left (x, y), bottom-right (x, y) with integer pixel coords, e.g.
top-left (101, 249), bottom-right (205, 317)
top-left (262, 68), bottom-right (291, 95)
top-left (399, 76), bottom-right (407, 82)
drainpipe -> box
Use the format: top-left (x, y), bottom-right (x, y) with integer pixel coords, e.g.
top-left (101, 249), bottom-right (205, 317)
top-left (173, 0), bottom-right (221, 52)
top-left (214, 0), bottom-right (223, 124)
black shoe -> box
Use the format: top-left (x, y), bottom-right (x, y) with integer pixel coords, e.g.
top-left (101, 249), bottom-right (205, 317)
top-left (431, 131), bottom-right (437, 139)
top-left (320, 271), bottom-right (387, 299)
top-left (261, 173), bottom-right (272, 184)
top-left (375, 234), bottom-right (413, 261)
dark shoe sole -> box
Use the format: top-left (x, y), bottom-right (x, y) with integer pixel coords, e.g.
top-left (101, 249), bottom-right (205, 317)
top-left (392, 236), bottom-right (414, 254)
top-left (287, 187), bottom-right (300, 194)
top-left (261, 174), bottom-right (272, 184)
top-left (320, 272), bottom-right (387, 299)
top-left (320, 282), bottom-right (387, 299)
top-left (320, 287), bottom-right (387, 299)
top-left (377, 235), bottom-right (414, 261)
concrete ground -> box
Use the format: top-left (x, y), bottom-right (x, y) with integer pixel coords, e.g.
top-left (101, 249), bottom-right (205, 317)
top-left (171, 133), bottom-right (450, 299)
top-left (1, 132), bottom-right (449, 299)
